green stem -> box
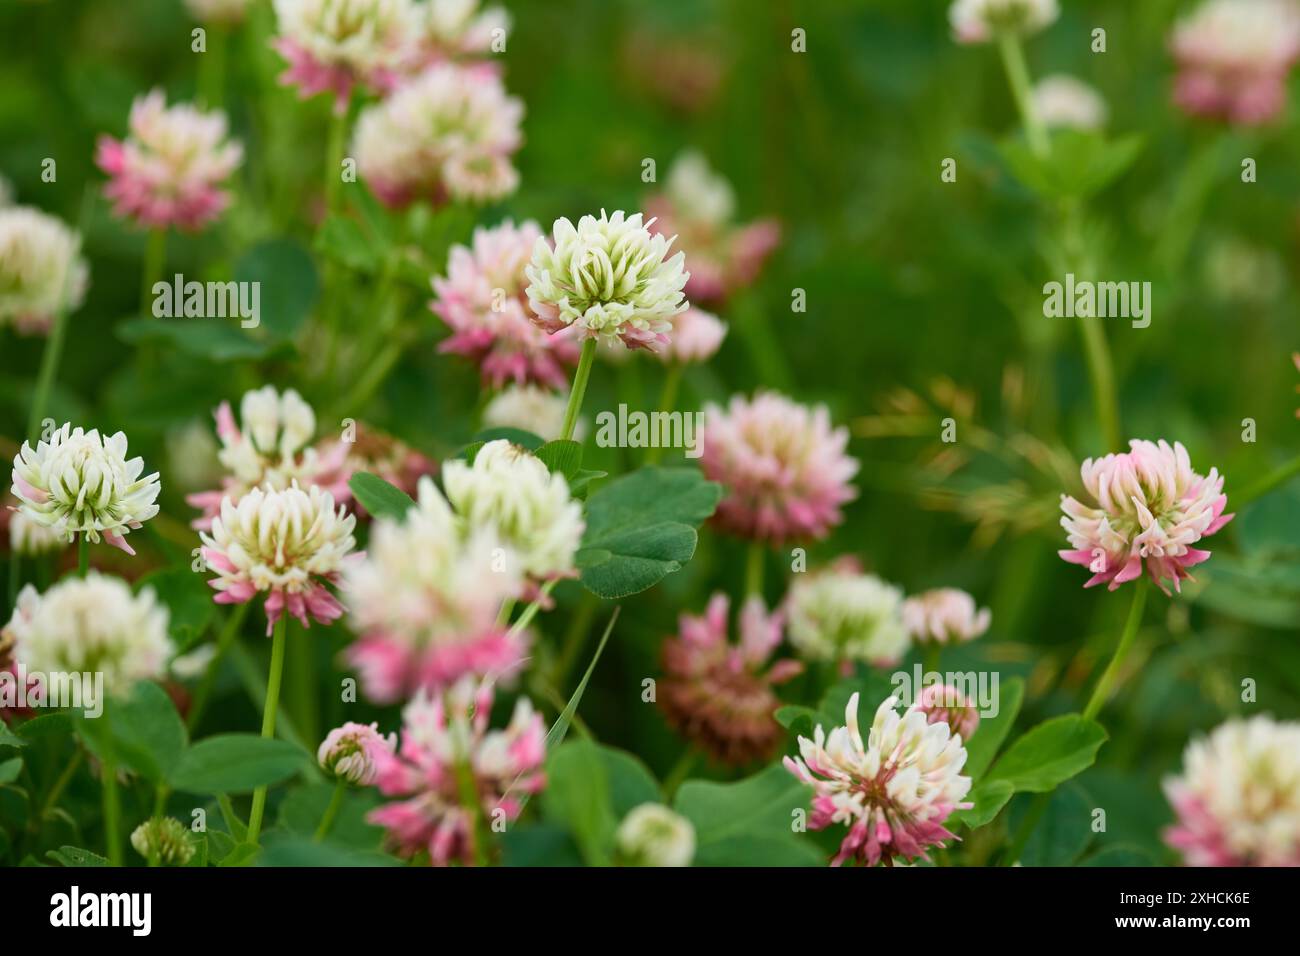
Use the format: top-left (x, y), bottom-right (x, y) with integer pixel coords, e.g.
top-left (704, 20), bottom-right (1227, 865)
top-left (744, 542), bottom-right (765, 598)
top-left (552, 592), bottom-right (597, 688)
top-left (507, 581), bottom-right (556, 638)
top-left (1077, 312), bottom-right (1121, 451)
top-left (662, 750), bottom-right (697, 799)
top-left (286, 619), bottom-right (319, 747)
top-left (140, 228), bottom-right (167, 318)
top-left (247, 613), bottom-right (289, 846)
top-left (313, 780), bottom-right (346, 842)
top-left (1236, 454), bottom-right (1300, 508)
top-left (99, 702), bottom-right (122, 866)
top-left (1083, 577), bottom-right (1149, 721)
top-left (78, 535), bottom-right (89, 577)
top-left (36, 748), bottom-right (83, 827)
top-left (1002, 791), bottom-right (1049, 866)
top-left (198, 27), bottom-right (227, 108)
top-left (27, 302), bottom-right (71, 442)
top-left (325, 105), bottom-right (348, 218)
top-left (186, 603), bottom-right (250, 733)
top-left (561, 338), bottom-right (598, 442)
top-left (454, 759), bottom-right (487, 866)
top-left (923, 642), bottom-right (941, 678)
top-left (996, 33), bottom-right (1048, 157)
top-left (645, 363), bottom-right (684, 465)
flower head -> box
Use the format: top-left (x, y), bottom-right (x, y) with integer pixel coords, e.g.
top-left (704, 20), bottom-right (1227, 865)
top-left (524, 210), bottom-right (689, 351)
top-left (4, 573), bottom-right (173, 695)
top-left (1170, 0), bottom-right (1300, 126)
top-left (272, 0), bottom-right (418, 109)
top-left (318, 721), bottom-right (398, 784)
top-left (785, 561), bottom-right (909, 666)
top-left (701, 392), bottom-right (858, 545)
top-left (11, 423), bottom-right (161, 553)
top-left (657, 307), bottom-right (727, 365)
top-left (615, 804), bottom-right (696, 867)
top-left (785, 692), bottom-right (972, 867)
top-left (353, 64), bottom-right (523, 207)
top-left (344, 475), bottom-right (526, 703)
top-left (431, 220), bottom-right (580, 389)
top-left (482, 384), bottom-right (574, 441)
top-left (96, 90), bottom-right (243, 231)
top-left (949, 0), bottom-right (1059, 44)
top-left (1032, 74), bottom-right (1108, 130)
top-left (367, 677), bottom-right (546, 866)
top-left (0, 206), bottom-right (88, 334)
top-left (1164, 715), bottom-right (1300, 866)
top-left (917, 683), bottom-right (981, 741)
top-left (659, 594), bottom-right (803, 765)
top-left (6, 505), bottom-right (65, 557)
top-left (200, 482), bottom-right (357, 634)
top-left (1059, 439), bottom-right (1232, 594)
top-left (902, 588), bottom-right (991, 645)
top-left (645, 152), bottom-right (779, 306)
top-left (414, 0), bottom-right (510, 65)
top-left (130, 817), bottom-right (196, 866)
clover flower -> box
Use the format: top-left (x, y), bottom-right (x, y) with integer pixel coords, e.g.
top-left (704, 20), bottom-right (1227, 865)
top-left (318, 721), bottom-right (398, 785)
top-left (1032, 74), bottom-right (1108, 130)
top-left (482, 384), bottom-right (574, 441)
top-left (1170, 0), bottom-right (1300, 126)
top-left (948, 0), bottom-right (1059, 43)
top-left (615, 804), bottom-right (696, 868)
top-left (186, 387), bottom-right (350, 530)
top-left (1164, 715), bottom-right (1300, 866)
top-left (917, 683), bottom-right (981, 741)
top-left (785, 561), bottom-right (909, 667)
top-left (524, 210), bottom-right (689, 351)
top-left (0, 206), bottom-right (89, 334)
top-left (353, 63), bottom-right (523, 207)
top-left (184, 0), bottom-right (253, 25)
top-left (1058, 439), bottom-right (1232, 594)
top-left (272, 0), bottom-right (418, 109)
top-left (441, 440), bottom-right (584, 583)
top-left (645, 152), bottom-right (779, 306)
top-left (657, 307), bottom-right (727, 365)
top-left (5, 574), bottom-right (173, 696)
top-left (96, 90), bottom-right (243, 231)
top-left (367, 677), bottom-right (546, 866)
top-left (130, 817), bottom-right (196, 866)
top-left (200, 482), bottom-right (357, 634)
top-left (414, 0), bottom-right (510, 66)
top-left (344, 475), bottom-right (527, 703)
top-left (785, 692), bottom-right (972, 867)
top-left (700, 392), bottom-right (858, 545)
top-left (7, 507), bottom-right (65, 557)
top-left (659, 593), bottom-right (803, 765)
top-left (11, 423), bottom-right (161, 553)
top-left (902, 588), bottom-right (991, 645)
top-left (431, 219), bottom-right (580, 389)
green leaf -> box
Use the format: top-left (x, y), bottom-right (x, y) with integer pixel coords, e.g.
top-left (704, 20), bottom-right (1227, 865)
top-left (0, 725), bottom-right (27, 750)
top-left (277, 784), bottom-right (383, 849)
top-left (47, 846), bottom-right (109, 867)
top-left (499, 825), bottom-right (585, 867)
top-left (577, 467), bottom-right (721, 598)
top-left (596, 746), bottom-right (661, 818)
top-left (541, 740), bottom-right (617, 866)
top-left (102, 681), bottom-right (188, 784)
top-left (1009, 783), bottom-right (1094, 866)
top-left (692, 834), bottom-right (824, 867)
top-left (348, 471), bottom-right (416, 521)
top-left (216, 842), bottom-right (261, 867)
top-left (674, 764), bottom-right (821, 867)
top-left (1080, 844), bottom-right (1159, 867)
top-left (169, 735), bottom-right (307, 795)
top-left (987, 715), bottom-right (1107, 794)
top-left (116, 317), bottom-right (289, 362)
top-left (543, 608), bottom-right (619, 752)
top-left (999, 131), bottom-right (1144, 200)
top-left (258, 837), bottom-right (399, 867)
top-left (136, 567), bottom-right (216, 653)
top-left (314, 216), bottom-right (383, 273)
top-left (535, 439), bottom-right (582, 480)
top-left (234, 238), bottom-right (319, 339)
top-left (964, 677), bottom-right (1024, 780)
top-left (950, 779), bottom-right (1014, 829)
top-left (0, 757), bottom-right (21, 785)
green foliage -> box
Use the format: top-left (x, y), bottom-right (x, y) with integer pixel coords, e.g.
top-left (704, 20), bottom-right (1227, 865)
top-left (169, 735), bottom-right (308, 795)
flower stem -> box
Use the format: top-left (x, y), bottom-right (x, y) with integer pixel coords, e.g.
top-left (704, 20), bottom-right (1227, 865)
top-left (313, 780), bottom-right (346, 842)
top-left (78, 535), bottom-right (89, 577)
top-left (247, 613), bottom-right (289, 846)
top-left (1077, 311), bottom-right (1122, 451)
top-left (198, 26), bottom-right (227, 108)
top-left (454, 758), bottom-right (487, 867)
top-left (1083, 577), bottom-right (1149, 721)
top-left (561, 338), bottom-right (598, 442)
top-left (744, 541), bottom-right (765, 598)
top-left (140, 228), bottom-right (167, 318)
top-left (923, 642), bottom-right (941, 679)
top-left (27, 307), bottom-right (71, 443)
top-left (645, 363), bottom-right (684, 466)
top-left (996, 33), bottom-right (1048, 157)
top-left (663, 749), bottom-right (697, 799)
top-left (507, 580), bottom-right (556, 639)
top-left (1235, 454), bottom-right (1300, 508)
top-left (324, 106), bottom-right (348, 219)
top-left (99, 702), bottom-right (123, 866)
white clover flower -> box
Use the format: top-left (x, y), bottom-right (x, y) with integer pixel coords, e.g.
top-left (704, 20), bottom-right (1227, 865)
top-left (785, 564), bottom-right (909, 665)
top-left (9, 509), bottom-right (65, 557)
top-left (273, 0), bottom-right (418, 85)
top-left (420, 0), bottom-right (510, 59)
top-left (949, 0), bottom-right (1059, 44)
top-left (615, 803), bottom-right (696, 867)
top-left (665, 151), bottom-right (736, 228)
top-left (525, 210), bottom-right (690, 351)
top-left (184, 0), bottom-right (253, 25)
top-left (1032, 74), bottom-right (1108, 130)
top-left (0, 206), bottom-right (89, 335)
top-left (482, 384), bottom-right (579, 441)
top-left (130, 817), bottom-right (196, 866)
top-left (200, 482), bottom-right (357, 634)
top-left (441, 440), bottom-right (585, 581)
top-left (901, 588), bottom-right (991, 645)
top-left (5, 574), bottom-right (173, 695)
top-left (11, 424), bottom-right (160, 553)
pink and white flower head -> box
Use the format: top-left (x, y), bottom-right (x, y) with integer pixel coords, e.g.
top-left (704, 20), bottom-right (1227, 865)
top-left (186, 386), bottom-right (351, 530)
top-left (272, 0), bottom-right (418, 111)
top-left (0, 206), bottom-right (88, 335)
top-left (184, 0), bottom-right (253, 25)
top-left (785, 692), bottom-right (972, 867)
top-left (1170, 0), bottom-right (1300, 126)
top-left (1163, 715), bottom-right (1300, 866)
top-left (902, 588), bottom-right (991, 645)
top-left (948, 0), bottom-right (1059, 44)
top-left (524, 210), bottom-right (690, 352)
top-left (413, 0), bottom-right (510, 66)
top-left (645, 152), bottom-right (779, 306)
top-left (785, 561), bottom-right (909, 667)
top-left (431, 219), bottom-right (580, 389)
top-left (1059, 439), bottom-right (1232, 594)
top-left (1032, 74), bottom-right (1108, 131)
top-left (11, 423), bottom-right (161, 554)
top-left (657, 307), bottom-right (727, 365)
top-left (659, 593), bottom-right (803, 766)
top-left (701, 391), bottom-right (858, 545)
top-left (344, 475), bottom-right (528, 704)
top-left (96, 90), bottom-right (243, 231)
top-left (200, 481), bottom-right (357, 635)
top-left (917, 683), bottom-right (981, 741)
top-left (367, 677), bottom-right (546, 866)
top-left (353, 64), bottom-right (523, 208)
top-left (318, 720), bottom-right (398, 785)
